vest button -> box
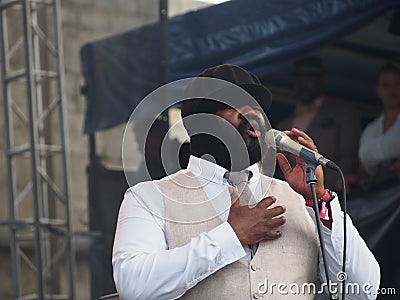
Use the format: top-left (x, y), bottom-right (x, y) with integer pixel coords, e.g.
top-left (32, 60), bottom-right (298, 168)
top-left (250, 264), bottom-right (257, 271)
top-left (253, 292), bottom-right (260, 299)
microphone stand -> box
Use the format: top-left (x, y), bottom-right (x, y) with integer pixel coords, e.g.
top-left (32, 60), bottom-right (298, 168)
top-left (305, 163), bottom-right (337, 300)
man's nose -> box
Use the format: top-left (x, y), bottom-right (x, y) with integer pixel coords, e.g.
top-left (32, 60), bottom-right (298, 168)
top-left (238, 105), bottom-right (256, 115)
top-left (239, 105), bottom-right (262, 118)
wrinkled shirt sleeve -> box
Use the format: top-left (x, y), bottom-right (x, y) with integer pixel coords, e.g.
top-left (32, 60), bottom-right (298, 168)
top-left (112, 189), bottom-right (246, 300)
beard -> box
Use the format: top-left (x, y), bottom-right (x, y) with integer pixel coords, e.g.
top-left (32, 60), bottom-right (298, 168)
top-left (189, 114), bottom-right (266, 171)
top-left (237, 120), bottom-right (263, 165)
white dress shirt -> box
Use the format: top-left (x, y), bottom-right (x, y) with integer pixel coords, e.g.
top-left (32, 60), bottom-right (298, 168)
top-left (359, 114), bottom-right (400, 175)
top-left (113, 156), bottom-right (380, 300)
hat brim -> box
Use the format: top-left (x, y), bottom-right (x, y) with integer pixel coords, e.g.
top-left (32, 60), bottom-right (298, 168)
top-left (237, 83), bottom-right (272, 113)
top-left (181, 82), bottom-right (272, 119)
top-left (206, 83), bottom-right (272, 113)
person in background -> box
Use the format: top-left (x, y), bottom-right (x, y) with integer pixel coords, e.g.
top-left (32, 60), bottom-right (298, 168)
top-left (276, 56), bottom-right (361, 189)
top-left (358, 63), bottom-right (400, 176)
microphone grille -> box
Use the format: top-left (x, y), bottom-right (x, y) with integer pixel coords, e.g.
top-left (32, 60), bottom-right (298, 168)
top-left (270, 129), bottom-right (284, 149)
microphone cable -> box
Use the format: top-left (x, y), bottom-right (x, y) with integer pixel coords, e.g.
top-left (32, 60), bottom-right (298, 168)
top-left (313, 165), bottom-right (347, 300)
top-left (337, 167), bottom-right (347, 300)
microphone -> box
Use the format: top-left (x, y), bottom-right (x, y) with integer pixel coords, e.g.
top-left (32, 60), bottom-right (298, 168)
top-left (271, 129), bottom-right (339, 171)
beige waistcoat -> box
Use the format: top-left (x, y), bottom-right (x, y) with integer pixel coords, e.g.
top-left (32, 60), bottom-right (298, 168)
top-left (137, 171), bottom-right (318, 299)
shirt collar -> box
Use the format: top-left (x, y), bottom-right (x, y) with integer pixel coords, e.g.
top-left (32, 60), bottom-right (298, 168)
top-left (379, 113), bottom-right (400, 133)
top-left (186, 155), bottom-right (261, 185)
top-left (247, 163), bottom-right (261, 184)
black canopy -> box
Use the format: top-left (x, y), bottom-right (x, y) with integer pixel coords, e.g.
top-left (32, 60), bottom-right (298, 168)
top-left (81, 0), bottom-right (398, 134)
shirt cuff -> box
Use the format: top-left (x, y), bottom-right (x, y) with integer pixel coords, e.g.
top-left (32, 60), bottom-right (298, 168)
top-left (207, 222), bottom-right (246, 265)
top-left (320, 194), bottom-right (340, 233)
top-left (320, 195), bottom-right (345, 262)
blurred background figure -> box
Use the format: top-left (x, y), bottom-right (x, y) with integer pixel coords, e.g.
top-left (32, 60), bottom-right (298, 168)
top-left (358, 63), bottom-right (400, 177)
top-left (275, 56), bottom-right (361, 189)
top-left (349, 63), bottom-right (400, 299)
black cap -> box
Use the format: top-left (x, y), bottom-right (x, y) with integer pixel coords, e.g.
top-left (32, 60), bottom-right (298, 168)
top-left (181, 64), bottom-right (272, 120)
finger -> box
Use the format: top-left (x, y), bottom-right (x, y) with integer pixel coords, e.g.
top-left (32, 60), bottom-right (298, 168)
top-left (283, 130), bottom-right (296, 141)
top-left (267, 215), bottom-right (286, 227)
top-left (266, 205), bottom-right (286, 218)
top-left (283, 130), bottom-right (291, 136)
top-left (295, 155), bottom-right (304, 166)
top-left (291, 127), bottom-right (313, 142)
top-left (228, 186), bottom-right (241, 206)
top-left (257, 196), bottom-right (276, 208)
top-left (284, 128), bottom-right (317, 153)
top-left (298, 136), bottom-right (318, 152)
top-left (277, 153), bottom-right (292, 177)
top-left (264, 230), bottom-right (282, 240)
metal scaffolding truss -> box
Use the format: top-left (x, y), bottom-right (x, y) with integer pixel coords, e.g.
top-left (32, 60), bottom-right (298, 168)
top-left (0, 0), bottom-right (75, 299)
